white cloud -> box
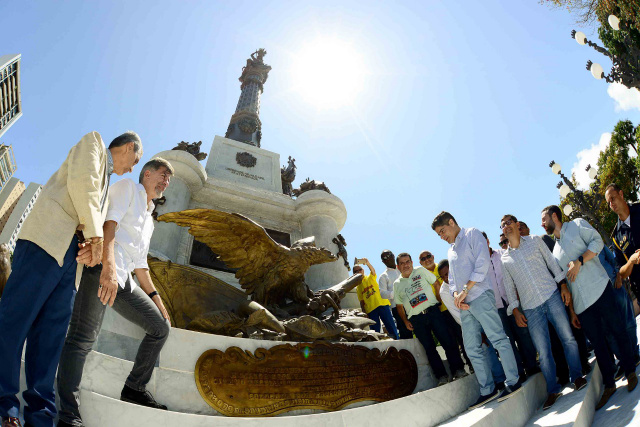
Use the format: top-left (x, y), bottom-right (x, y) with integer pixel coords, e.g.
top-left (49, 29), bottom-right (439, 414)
top-left (608, 83), bottom-right (640, 112)
top-left (571, 132), bottom-right (611, 189)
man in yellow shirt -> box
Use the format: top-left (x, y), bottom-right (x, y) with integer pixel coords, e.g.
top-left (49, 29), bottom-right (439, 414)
top-left (355, 258), bottom-right (398, 339)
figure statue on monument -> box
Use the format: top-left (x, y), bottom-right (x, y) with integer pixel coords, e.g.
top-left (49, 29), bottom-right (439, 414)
top-left (281, 156), bottom-right (297, 197)
top-left (332, 234), bottom-right (350, 271)
top-left (172, 140), bottom-right (207, 161)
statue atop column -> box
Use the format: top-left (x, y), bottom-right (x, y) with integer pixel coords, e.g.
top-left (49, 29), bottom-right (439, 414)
top-left (225, 49), bottom-right (272, 147)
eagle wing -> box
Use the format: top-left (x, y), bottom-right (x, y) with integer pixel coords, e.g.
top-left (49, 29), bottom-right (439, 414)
top-left (157, 209), bottom-right (287, 298)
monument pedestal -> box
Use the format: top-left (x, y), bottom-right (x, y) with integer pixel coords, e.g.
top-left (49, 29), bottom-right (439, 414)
top-left (149, 136), bottom-right (350, 296)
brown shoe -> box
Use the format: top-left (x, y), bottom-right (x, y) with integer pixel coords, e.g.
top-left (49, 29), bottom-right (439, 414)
top-left (543, 393), bottom-right (561, 410)
top-left (1, 418), bottom-right (22, 427)
top-left (596, 386), bottom-right (617, 410)
top-left (573, 376), bottom-right (587, 391)
top-left (628, 372), bottom-right (638, 392)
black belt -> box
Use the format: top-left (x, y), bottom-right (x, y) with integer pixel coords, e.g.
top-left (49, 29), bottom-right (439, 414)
top-left (417, 304), bottom-right (441, 315)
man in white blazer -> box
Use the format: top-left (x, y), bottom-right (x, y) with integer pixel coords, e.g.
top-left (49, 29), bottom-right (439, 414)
top-left (0, 131), bottom-right (142, 427)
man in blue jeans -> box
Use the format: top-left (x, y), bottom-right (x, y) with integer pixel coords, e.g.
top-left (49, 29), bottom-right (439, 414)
top-left (432, 212), bottom-right (521, 409)
top-left (0, 131), bottom-right (141, 427)
top-left (501, 213), bottom-right (586, 410)
top-left (542, 205), bottom-right (638, 410)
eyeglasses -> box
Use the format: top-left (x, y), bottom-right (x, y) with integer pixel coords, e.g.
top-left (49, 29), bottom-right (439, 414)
top-left (500, 219), bottom-right (515, 230)
top-left (499, 240), bottom-right (508, 246)
top-left (419, 254), bottom-right (432, 261)
top-left (381, 253), bottom-right (393, 259)
top-left (353, 269), bottom-right (363, 273)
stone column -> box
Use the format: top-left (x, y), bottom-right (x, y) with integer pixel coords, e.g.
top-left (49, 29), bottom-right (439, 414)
top-left (148, 150), bottom-right (207, 262)
top-left (225, 49), bottom-right (271, 147)
top-left (295, 190), bottom-right (349, 292)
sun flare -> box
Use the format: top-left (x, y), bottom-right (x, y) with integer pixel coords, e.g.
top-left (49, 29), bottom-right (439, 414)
top-left (291, 37), bottom-right (366, 108)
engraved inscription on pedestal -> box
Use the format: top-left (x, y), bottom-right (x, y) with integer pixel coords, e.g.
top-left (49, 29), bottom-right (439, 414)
top-left (194, 342), bottom-right (418, 417)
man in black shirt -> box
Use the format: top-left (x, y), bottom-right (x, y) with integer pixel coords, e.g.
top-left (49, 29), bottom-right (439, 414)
top-left (606, 183), bottom-right (640, 300)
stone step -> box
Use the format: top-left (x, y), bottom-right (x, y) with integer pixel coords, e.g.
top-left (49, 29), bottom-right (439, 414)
top-left (79, 373), bottom-right (481, 427)
top-left (436, 373), bottom-right (547, 427)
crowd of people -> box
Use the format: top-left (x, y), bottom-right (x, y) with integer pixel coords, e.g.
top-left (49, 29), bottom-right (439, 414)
top-left (355, 198), bottom-right (640, 412)
top-left (0, 132), bottom-right (173, 427)
top-left (0, 131), bottom-right (638, 426)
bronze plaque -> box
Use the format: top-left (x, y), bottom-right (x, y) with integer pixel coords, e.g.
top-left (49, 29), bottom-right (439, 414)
top-left (195, 342), bottom-right (418, 417)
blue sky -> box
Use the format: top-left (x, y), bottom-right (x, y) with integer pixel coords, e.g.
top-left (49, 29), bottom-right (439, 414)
top-left (2, 0), bottom-right (639, 275)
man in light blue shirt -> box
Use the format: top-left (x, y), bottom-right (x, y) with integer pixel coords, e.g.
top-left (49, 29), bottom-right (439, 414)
top-left (542, 205), bottom-right (637, 410)
top-left (432, 211), bottom-right (520, 409)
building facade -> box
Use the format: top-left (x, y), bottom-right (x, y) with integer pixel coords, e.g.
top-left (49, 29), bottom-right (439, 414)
top-left (0, 145), bottom-right (17, 193)
top-left (0, 177), bottom-right (25, 232)
top-left (0, 54), bottom-right (22, 140)
top-left (0, 182), bottom-right (42, 251)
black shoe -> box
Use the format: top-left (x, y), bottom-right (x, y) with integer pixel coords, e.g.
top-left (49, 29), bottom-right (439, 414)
top-left (120, 385), bottom-right (168, 410)
top-left (596, 387), bottom-right (616, 410)
top-left (497, 382), bottom-right (522, 402)
top-left (543, 392), bottom-right (562, 410)
top-left (495, 381), bottom-right (505, 391)
top-left (468, 389), bottom-right (499, 410)
top-left (574, 376), bottom-right (588, 391)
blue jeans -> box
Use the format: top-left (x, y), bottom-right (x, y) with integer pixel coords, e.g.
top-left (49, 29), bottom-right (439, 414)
top-left (578, 283), bottom-right (636, 388)
top-left (524, 290), bottom-right (582, 394)
top-left (0, 238), bottom-right (78, 427)
top-left (461, 290), bottom-right (519, 395)
top-left (498, 306), bottom-right (538, 373)
top-left (607, 282), bottom-right (639, 362)
top-left (368, 305), bottom-right (399, 339)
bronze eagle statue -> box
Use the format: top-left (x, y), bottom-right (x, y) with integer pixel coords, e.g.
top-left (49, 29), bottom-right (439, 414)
top-left (157, 209), bottom-right (337, 306)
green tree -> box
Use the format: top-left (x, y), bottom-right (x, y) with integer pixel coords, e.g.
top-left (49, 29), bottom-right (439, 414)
top-left (559, 120), bottom-right (640, 239)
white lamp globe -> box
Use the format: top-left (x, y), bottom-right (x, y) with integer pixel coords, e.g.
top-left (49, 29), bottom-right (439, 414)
top-left (559, 184), bottom-right (571, 198)
top-left (563, 205), bottom-right (574, 216)
top-left (588, 167), bottom-right (598, 180)
top-left (575, 31), bottom-right (587, 45)
top-left (551, 163), bottom-right (562, 174)
top-left (591, 63), bottom-right (604, 79)
top-left (608, 15), bottom-right (620, 31)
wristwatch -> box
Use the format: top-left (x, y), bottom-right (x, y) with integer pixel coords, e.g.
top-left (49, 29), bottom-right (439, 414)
top-left (462, 285), bottom-right (469, 294)
top-left (577, 255), bottom-right (584, 266)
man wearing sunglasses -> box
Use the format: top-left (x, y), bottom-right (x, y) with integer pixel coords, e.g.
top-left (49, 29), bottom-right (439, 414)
top-left (378, 250), bottom-right (412, 339)
top-left (500, 214), bottom-right (586, 410)
top-left (498, 234), bottom-right (509, 251)
top-left (481, 231), bottom-right (539, 382)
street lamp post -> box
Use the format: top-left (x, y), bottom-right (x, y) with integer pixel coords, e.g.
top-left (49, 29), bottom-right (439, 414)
top-left (571, 15), bottom-right (640, 90)
top-left (549, 161), bottom-right (610, 244)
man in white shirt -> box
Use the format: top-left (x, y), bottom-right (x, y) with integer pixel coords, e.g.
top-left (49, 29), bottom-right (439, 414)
top-left (378, 250), bottom-right (411, 339)
top-left (56, 158), bottom-right (174, 427)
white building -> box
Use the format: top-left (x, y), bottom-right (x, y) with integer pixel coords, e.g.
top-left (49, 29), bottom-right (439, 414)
top-left (0, 182), bottom-right (42, 251)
